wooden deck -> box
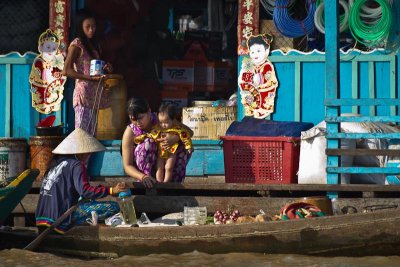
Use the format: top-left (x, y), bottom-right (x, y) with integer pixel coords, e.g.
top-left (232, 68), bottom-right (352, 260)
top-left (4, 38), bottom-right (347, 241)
top-left (8, 176), bottom-right (400, 226)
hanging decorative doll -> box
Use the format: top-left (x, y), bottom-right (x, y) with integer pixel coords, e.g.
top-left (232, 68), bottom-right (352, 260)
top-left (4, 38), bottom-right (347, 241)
top-left (238, 34), bottom-right (278, 119)
top-left (29, 29), bottom-right (66, 114)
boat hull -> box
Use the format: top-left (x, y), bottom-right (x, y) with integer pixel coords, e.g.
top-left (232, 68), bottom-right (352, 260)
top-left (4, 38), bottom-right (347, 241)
top-left (0, 169), bottom-right (39, 222)
top-left (2, 208), bottom-right (400, 257)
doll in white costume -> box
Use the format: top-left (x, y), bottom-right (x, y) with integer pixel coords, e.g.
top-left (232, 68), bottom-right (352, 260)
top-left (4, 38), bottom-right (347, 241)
top-left (29, 29), bottom-right (66, 114)
top-left (238, 34), bottom-right (278, 119)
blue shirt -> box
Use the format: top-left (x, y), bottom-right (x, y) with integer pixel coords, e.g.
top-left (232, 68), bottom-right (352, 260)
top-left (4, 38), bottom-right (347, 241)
top-left (35, 156), bottom-right (111, 233)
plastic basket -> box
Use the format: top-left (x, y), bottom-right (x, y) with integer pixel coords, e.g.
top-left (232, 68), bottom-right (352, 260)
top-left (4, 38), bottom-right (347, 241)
top-left (221, 136), bottom-right (300, 184)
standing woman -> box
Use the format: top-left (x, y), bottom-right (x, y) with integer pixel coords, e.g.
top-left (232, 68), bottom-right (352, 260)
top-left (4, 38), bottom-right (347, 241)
top-left (63, 9), bottom-right (113, 136)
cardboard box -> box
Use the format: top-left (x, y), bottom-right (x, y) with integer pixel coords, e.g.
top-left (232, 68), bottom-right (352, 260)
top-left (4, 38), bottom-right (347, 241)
top-left (162, 60), bottom-right (230, 93)
top-left (162, 60), bottom-right (207, 92)
top-left (162, 60), bottom-right (195, 90)
top-left (191, 61), bottom-right (230, 92)
top-left (182, 106), bottom-right (237, 140)
top-left (160, 90), bottom-right (189, 109)
top-left (260, 20), bottom-right (306, 52)
top-left (206, 61), bottom-right (229, 92)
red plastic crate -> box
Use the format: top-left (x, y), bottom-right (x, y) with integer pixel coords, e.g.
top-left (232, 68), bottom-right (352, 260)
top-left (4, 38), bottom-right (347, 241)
top-left (220, 136), bottom-right (300, 184)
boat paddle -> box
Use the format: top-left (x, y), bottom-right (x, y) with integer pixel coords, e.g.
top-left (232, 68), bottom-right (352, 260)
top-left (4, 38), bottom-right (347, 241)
top-left (23, 200), bottom-right (83, 251)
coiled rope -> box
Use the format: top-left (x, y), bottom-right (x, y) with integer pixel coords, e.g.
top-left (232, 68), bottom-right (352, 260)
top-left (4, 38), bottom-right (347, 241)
top-left (260, 0), bottom-right (296, 16)
top-left (314, 0), bottom-right (350, 34)
top-left (349, 0), bottom-right (393, 22)
top-left (273, 0), bottom-right (317, 38)
top-left (348, 0), bottom-right (392, 47)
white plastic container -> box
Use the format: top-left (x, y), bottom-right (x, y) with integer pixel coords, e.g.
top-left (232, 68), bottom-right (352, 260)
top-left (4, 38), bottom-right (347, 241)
top-left (183, 206), bottom-right (207, 225)
top-left (90, 59), bottom-right (105, 76)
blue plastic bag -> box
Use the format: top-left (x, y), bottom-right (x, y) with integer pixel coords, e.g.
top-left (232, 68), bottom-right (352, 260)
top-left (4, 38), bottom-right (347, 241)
top-left (225, 117), bottom-right (313, 137)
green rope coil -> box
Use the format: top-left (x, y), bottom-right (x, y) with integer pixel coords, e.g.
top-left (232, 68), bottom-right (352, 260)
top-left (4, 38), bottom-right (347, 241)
top-left (349, 0), bottom-right (393, 47)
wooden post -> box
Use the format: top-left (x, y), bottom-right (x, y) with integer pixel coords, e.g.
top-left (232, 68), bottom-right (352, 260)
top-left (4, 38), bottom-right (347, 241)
top-left (325, 1), bottom-right (340, 187)
top-left (237, 0), bottom-right (259, 121)
top-left (49, 0), bottom-right (71, 126)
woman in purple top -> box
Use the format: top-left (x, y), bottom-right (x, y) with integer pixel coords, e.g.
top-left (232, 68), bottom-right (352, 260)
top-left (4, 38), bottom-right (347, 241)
top-left (121, 96), bottom-right (193, 188)
top-left (63, 9), bottom-right (113, 135)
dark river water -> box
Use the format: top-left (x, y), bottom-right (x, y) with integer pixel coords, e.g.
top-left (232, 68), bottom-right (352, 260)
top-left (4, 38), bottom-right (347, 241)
top-left (0, 249), bottom-right (399, 267)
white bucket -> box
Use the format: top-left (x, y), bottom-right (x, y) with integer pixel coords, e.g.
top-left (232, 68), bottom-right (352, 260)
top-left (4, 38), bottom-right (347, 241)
top-left (0, 138), bottom-right (27, 184)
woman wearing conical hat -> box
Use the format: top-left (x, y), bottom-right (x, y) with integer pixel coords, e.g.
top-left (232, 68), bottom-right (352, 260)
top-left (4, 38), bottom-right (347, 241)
top-left (35, 128), bottom-right (126, 234)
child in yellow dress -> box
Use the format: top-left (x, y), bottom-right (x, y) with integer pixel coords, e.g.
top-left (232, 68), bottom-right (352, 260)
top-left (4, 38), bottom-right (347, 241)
top-left (134, 104), bottom-right (193, 182)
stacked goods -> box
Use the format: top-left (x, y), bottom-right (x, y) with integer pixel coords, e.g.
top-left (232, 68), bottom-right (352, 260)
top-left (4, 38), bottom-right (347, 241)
top-left (260, 0), bottom-right (394, 51)
top-left (182, 106), bottom-right (237, 140)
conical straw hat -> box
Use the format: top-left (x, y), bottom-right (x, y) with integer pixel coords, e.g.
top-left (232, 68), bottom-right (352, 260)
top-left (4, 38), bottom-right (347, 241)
top-left (52, 128), bottom-right (105, 154)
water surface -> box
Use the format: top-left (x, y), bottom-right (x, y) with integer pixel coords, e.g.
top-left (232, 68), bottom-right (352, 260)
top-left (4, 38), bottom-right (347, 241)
top-left (1, 249), bottom-right (399, 267)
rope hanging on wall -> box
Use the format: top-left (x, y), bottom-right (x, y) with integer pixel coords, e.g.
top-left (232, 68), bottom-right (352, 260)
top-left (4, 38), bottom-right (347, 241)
top-left (349, 0), bottom-right (393, 20)
top-left (273, 0), bottom-right (317, 38)
top-left (260, 0), bottom-right (296, 16)
top-left (349, 0), bottom-right (392, 47)
top-left (314, 0), bottom-right (350, 34)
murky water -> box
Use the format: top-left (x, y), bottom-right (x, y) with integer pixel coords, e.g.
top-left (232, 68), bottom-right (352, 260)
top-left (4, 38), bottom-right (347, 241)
top-left (0, 249), bottom-right (399, 267)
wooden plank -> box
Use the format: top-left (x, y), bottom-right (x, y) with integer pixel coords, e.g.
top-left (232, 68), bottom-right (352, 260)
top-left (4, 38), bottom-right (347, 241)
top-left (193, 140), bottom-right (221, 145)
top-left (268, 54), bottom-right (394, 63)
top-left (351, 61), bottom-right (359, 114)
top-left (186, 149), bottom-right (205, 176)
top-left (13, 194), bottom-right (400, 217)
top-left (95, 180), bottom-right (400, 192)
top-left (204, 149), bottom-right (224, 175)
top-left (5, 64), bottom-right (11, 137)
top-left (325, 98), bottom-right (400, 106)
top-left (326, 132), bottom-right (400, 139)
top-left (33, 180), bottom-right (400, 193)
top-left (12, 64), bottom-right (35, 137)
top-left (0, 57), bottom-right (35, 64)
top-left (325, 0), bottom-right (340, 187)
top-left (326, 148), bottom-right (400, 156)
top-left (368, 61), bottom-right (376, 115)
top-left (327, 167), bottom-right (400, 174)
top-left (237, 55), bottom-right (245, 120)
top-left (390, 58), bottom-right (396, 115)
top-left (325, 115), bottom-right (400, 123)
top-left (294, 61), bottom-right (301, 121)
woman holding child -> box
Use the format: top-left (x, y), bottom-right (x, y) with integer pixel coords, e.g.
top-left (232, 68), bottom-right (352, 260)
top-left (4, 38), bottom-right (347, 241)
top-left (121, 96), bottom-right (193, 188)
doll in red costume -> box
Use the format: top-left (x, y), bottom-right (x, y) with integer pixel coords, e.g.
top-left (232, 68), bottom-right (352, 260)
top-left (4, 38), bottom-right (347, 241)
top-left (238, 34), bottom-right (278, 119)
top-left (29, 29), bottom-right (66, 114)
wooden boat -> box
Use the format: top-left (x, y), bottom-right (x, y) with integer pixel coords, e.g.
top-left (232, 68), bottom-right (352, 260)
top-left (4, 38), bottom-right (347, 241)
top-left (1, 207), bottom-right (400, 258)
top-left (0, 169), bottom-right (39, 223)
top-left (4, 179), bottom-right (400, 257)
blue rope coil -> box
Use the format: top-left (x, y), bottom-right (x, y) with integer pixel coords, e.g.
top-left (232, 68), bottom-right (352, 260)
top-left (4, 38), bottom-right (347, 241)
top-left (273, 0), bottom-right (317, 38)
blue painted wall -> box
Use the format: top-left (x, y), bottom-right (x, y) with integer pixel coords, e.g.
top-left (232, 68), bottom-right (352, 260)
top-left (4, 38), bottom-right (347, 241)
top-left (1, 50), bottom-right (399, 139)
top-left (237, 50), bottom-right (399, 125)
top-left (0, 53), bottom-right (67, 138)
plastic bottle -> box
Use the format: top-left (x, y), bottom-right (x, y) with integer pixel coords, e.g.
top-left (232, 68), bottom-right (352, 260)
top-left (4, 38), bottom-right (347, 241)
top-left (118, 190), bottom-right (137, 225)
top-left (331, 198), bottom-right (338, 215)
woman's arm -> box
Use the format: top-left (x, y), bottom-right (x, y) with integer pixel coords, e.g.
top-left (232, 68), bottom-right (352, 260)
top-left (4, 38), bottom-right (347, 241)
top-left (122, 126), bottom-right (157, 188)
top-left (62, 45), bottom-right (104, 82)
top-left (72, 161), bottom-right (124, 198)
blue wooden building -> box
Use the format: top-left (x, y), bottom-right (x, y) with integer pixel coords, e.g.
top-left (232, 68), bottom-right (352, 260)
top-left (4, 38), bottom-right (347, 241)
top-left (1, 0), bottom-right (400, 180)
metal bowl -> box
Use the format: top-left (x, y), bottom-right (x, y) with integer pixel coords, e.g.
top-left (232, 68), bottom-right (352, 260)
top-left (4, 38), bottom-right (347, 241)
top-left (35, 124), bottom-right (64, 136)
